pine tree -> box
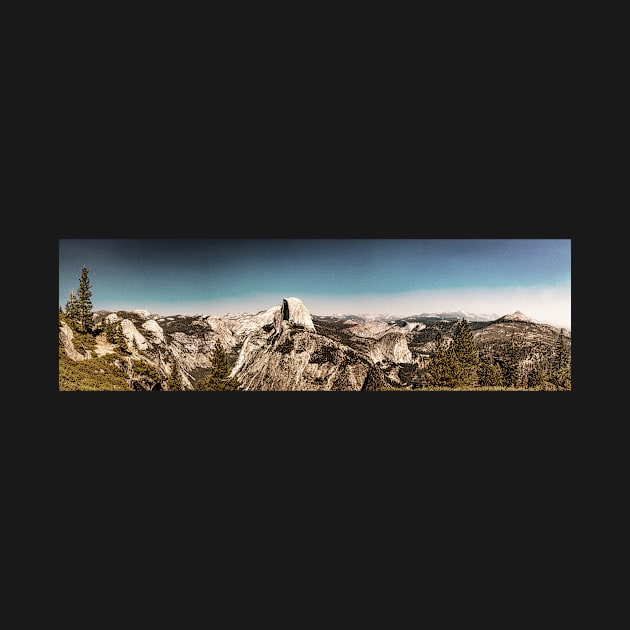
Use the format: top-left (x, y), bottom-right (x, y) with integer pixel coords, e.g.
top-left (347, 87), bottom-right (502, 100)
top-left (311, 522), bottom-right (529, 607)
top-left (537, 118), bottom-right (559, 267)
top-left (113, 322), bottom-right (127, 349)
top-left (65, 288), bottom-right (79, 329)
top-left (502, 333), bottom-right (521, 388)
top-left (527, 364), bottom-right (543, 389)
top-left (76, 266), bottom-right (93, 333)
top-left (427, 329), bottom-right (459, 388)
top-left (528, 351), bottom-right (555, 390)
top-left (477, 354), bottom-right (504, 387)
top-left (196, 339), bottom-right (239, 391)
top-left (166, 363), bottom-right (183, 391)
top-left (451, 318), bottom-right (479, 387)
top-left (551, 329), bottom-right (571, 390)
top-left (104, 319), bottom-right (128, 352)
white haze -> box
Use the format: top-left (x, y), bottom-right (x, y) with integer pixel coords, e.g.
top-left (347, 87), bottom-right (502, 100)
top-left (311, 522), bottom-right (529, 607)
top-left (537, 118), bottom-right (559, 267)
top-left (305, 284), bottom-right (571, 330)
top-left (107, 282), bottom-right (571, 331)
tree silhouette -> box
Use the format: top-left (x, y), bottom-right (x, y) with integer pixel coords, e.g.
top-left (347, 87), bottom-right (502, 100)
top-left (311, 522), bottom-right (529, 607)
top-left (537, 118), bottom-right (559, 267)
top-left (166, 363), bottom-right (183, 391)
top-left (64, 288), bottom-right (79, 329)
top-left (477, 354), bottom-right (503, 387)
top-left (451, 319), bottom-right (479, 387)
top-left (550, 329), bottom-right (571, 390)
top-left (502, 333), bottom-right (521, 388)
top-left (427, 329), bottom-right (459, 387)
top-left (196, 339), bottom-right (239, 391)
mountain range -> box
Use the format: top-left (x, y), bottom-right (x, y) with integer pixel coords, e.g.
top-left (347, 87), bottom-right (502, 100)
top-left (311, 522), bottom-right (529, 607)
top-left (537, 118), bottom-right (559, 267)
top-left (59, 297), bottom-right (571, 391)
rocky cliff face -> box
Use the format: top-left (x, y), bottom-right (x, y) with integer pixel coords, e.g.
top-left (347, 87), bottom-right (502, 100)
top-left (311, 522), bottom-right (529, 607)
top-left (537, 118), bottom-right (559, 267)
top-left (73, 297), bottom-right (407, 391)
top-left (368, 331), bottom-right (414, 365)
top-left (59, 322), bottom-right (89, 361)
top-left (234, 326), bottom-right (373, 391)
top-left (273, 297), bottom-right (316, 333)
top-left (91, 310), bottom-right (243, 390)
top-left (62, 301), bottom-right (570, 391)
top-left (231, 301), bottom-right (373, 391)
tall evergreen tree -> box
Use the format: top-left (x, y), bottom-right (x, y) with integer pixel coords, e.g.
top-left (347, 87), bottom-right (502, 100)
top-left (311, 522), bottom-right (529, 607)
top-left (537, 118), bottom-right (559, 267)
top-left (451, 318), bottom-right (479, 387)
top-left (104, 319), bottom-right (128, 351)
top-left (551, 329), bottom-right (571, 390)
top-left (166, 363), bottom-right (183, 391)
top-left (527, 364), bottom-right (543, 389)
top-left (103, 319), bottom-right (113, 342)
top-left (65, 288), bottom-right (79, 329)
top-left (427, 329), bottom-right (459, 388)
top-left (76, 266), bottom-right (93, 333)
top-left (196, 339), bottom-right (239, 391)
top-left (477, 354), bottom-right (504, 387)
top-left (502, 333), bottom-right (521, 388)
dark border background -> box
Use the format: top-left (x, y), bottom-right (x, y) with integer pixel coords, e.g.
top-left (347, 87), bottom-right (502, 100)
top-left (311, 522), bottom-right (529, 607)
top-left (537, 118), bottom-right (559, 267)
top-left (29, 25), bottom-right (594, 597)
top-left (47, 98), bottom-right (582, 492)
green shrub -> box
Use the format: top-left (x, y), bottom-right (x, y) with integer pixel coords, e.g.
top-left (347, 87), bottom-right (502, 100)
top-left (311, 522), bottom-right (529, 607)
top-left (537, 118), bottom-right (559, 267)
top-left (59, 349), bottom-right (132, 391)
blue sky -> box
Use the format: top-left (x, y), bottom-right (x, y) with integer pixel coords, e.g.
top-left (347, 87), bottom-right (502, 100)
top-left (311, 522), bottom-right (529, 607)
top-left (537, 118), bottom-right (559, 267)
top-left (59, 239), bottom-right (571, 329)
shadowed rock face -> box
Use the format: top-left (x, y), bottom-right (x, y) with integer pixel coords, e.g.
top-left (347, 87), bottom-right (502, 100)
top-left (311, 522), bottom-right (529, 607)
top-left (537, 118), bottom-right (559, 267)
top-left (273, 297), bottom-right (316, 333)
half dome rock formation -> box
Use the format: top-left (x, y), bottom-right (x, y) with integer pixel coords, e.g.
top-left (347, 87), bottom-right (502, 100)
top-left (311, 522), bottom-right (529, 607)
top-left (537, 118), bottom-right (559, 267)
top-left (232, 296), bottom-right (374, 390)
top-left (273, 297), bottom-right (316, 333)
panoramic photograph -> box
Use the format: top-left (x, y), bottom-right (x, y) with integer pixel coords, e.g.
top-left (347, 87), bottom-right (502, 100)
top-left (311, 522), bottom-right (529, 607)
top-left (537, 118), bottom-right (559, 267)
top-left (58, 239), bottom-right (571, 391)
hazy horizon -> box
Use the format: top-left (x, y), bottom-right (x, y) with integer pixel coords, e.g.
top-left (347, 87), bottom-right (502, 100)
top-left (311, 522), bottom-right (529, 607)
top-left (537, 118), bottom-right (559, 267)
top-left (59, 239), bottom-right (571, 330)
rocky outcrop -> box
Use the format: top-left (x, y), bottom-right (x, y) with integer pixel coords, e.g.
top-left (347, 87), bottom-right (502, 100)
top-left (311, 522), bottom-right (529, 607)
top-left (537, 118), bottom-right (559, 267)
top-left (59, 322), bottom-right (89, 361)
top-left (232, 324), bottom-right (373, 391)
top-left (228, 296), bottom-right (379, 390)
top-left (273, 297), bottom-right (316, 333)
top-left (344, 320), bottom-right (398, 339)
top-left (368, 331), bottom-right (413, 364)
top-left (141, 319), bottom-right (165, 344)
top-left (498, 311), bottom-right (531, 323)
top-left (63, 302), bottom-right (571, 391)
top-left (120, 319), bottom-right (150, 351)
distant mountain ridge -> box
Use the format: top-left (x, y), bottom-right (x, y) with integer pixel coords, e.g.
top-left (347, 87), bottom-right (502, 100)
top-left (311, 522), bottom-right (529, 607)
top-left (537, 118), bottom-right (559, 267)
top-left (320, 309), bottom-right (569, 330)
top-left (324, 310), bottom-right (499, 322)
